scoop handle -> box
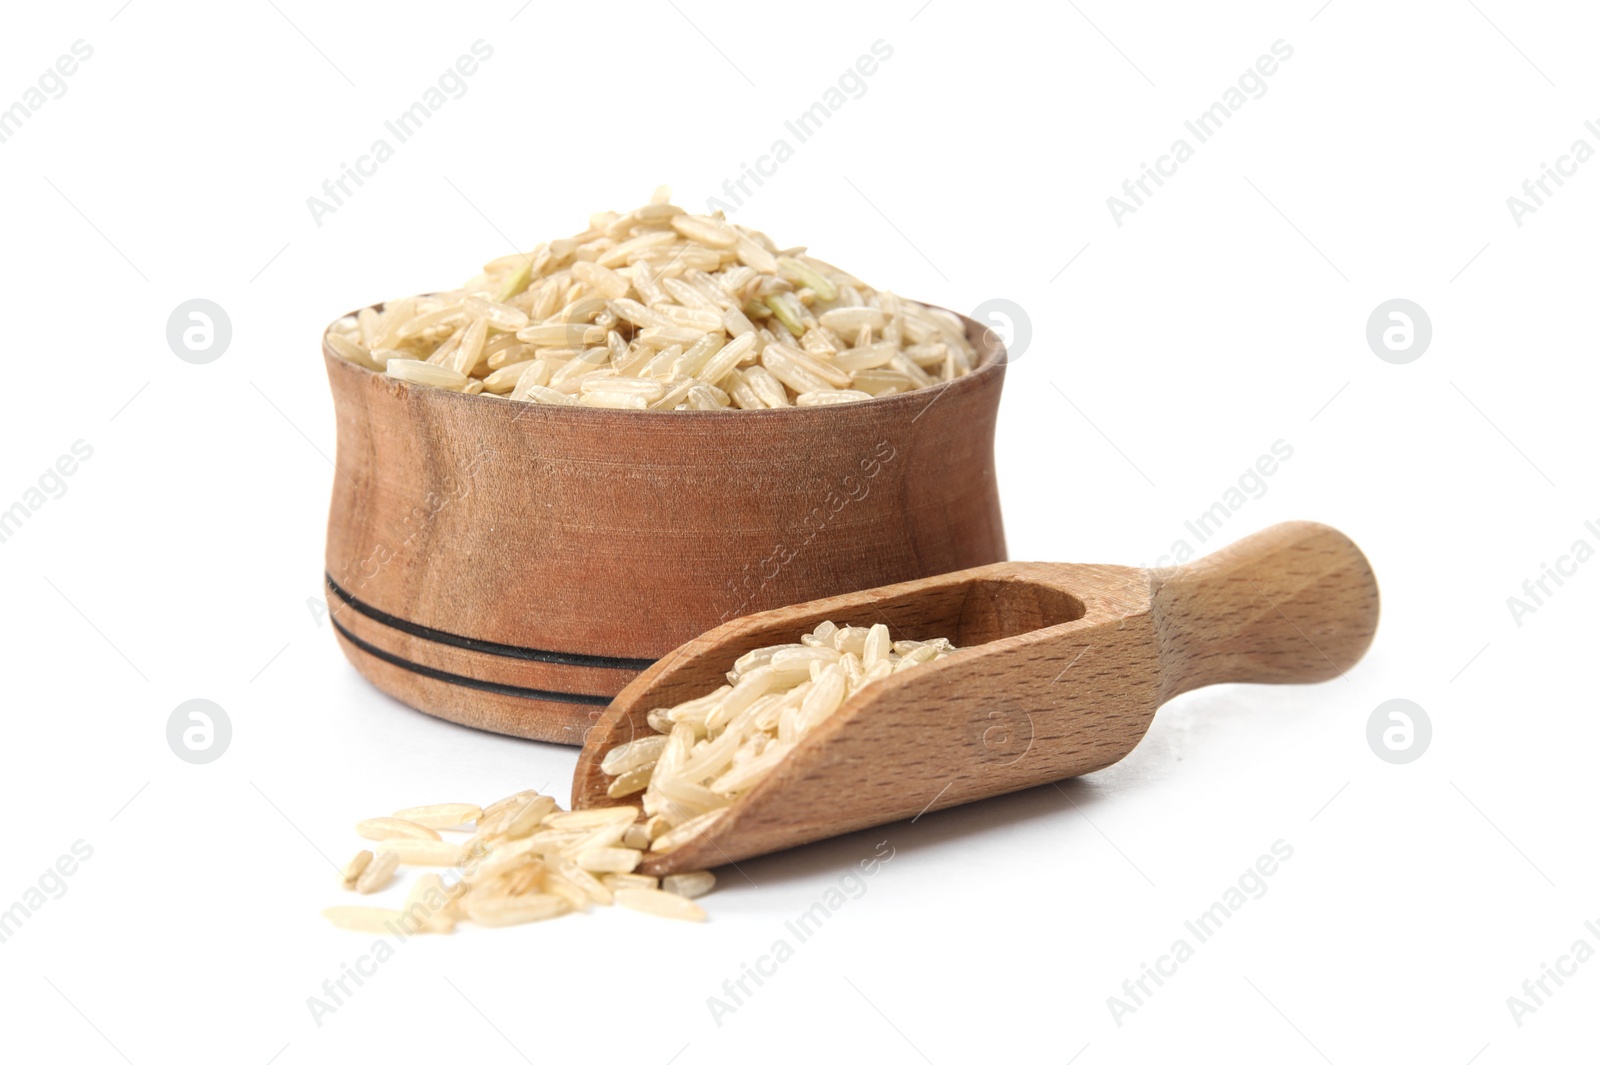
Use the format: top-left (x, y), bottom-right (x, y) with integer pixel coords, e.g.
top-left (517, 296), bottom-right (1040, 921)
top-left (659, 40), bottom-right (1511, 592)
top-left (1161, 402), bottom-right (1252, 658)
top-left (1149, 521), bottom-right (1379, 698)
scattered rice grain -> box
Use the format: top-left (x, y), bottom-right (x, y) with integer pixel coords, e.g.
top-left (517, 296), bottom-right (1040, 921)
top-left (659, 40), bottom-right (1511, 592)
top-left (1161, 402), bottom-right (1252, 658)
top-left (354, 849), bottom-right (399, 894)
top-left (356, 817), bottom-right (442, 842)
top-left (615, 887), bottom-right (708, 922)
top-left (393, 803), bottom-right (484, 829)
top-left (374, 839), bottom-right (465, 867)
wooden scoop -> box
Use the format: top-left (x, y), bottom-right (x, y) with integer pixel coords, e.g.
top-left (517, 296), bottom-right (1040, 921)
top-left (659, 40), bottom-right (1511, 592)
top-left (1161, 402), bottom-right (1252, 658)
top-left (572, 521), bottom-right (1379, 875)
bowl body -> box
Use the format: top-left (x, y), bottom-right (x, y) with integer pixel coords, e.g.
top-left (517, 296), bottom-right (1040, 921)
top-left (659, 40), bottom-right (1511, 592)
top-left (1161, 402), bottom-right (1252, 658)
top-left (323, 308), bottom-right (1008, 743)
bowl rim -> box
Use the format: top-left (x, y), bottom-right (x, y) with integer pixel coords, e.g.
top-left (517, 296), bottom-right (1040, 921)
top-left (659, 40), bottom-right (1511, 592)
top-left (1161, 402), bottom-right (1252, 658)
top-left (322, 299), bottom-right (1007, 421)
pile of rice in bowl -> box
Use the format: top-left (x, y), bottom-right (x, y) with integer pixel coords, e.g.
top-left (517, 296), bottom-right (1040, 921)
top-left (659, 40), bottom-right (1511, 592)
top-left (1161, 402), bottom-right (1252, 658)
top-left (326, 187), bottom-right (979, 409)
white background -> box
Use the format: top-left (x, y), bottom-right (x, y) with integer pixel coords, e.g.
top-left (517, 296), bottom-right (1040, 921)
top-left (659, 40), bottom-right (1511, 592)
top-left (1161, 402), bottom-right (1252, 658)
top-left (1, 1), bottom-right (1594, 1062)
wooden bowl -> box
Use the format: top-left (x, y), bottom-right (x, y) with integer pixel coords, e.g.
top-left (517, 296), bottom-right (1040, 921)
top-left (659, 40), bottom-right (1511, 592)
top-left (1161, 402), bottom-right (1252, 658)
top-left (322, 306), bottom-right (1008, 744)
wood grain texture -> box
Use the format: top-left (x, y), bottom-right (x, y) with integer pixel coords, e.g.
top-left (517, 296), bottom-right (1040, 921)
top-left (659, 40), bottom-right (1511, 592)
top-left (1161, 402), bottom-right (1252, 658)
top-left (570, 521), bottom-right (1380, 874)
top-left (323, 308), bottom-right (1008, 742)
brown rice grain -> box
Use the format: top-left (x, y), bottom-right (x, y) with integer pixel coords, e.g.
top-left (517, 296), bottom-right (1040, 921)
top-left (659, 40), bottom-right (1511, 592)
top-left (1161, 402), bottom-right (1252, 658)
top-left (602, 873), bottom-right (660, 892)
top-left (356, 817), bottom-right (442, 842)
top-left (661, 871), bottom-right (717, 899)
top-left (323, 906), bottom-right (407, 933)
top-left (394, 803), bottom-right (483, 829)
top-left (574, 847), bottom-right (643, 874)
top-left (338, 850), bottom-right (374, 889)
top-left (614, 887), bottom-right (708, 922)
top-left (545, 806), bottom-right (640, 831)
top-left (354, 849), bottom-right (400, 894)
top-left (375, 839), bottom-right (465, 867)
top-left (462, 894), bottom-right (568, 927)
